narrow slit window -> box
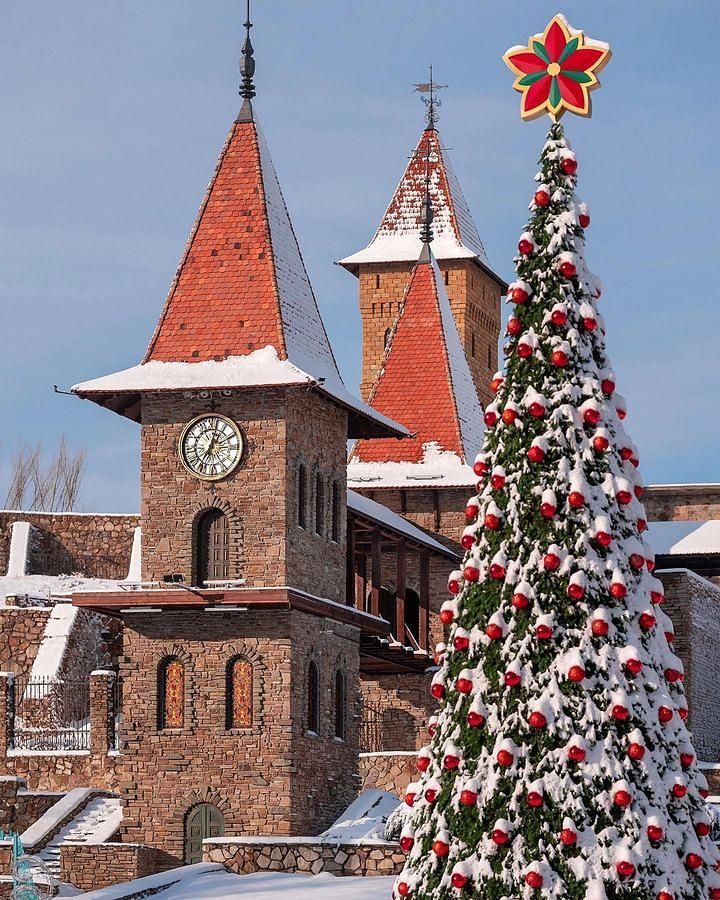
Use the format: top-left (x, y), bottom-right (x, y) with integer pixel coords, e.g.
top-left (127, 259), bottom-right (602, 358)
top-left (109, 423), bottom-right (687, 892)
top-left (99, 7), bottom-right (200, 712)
top-left (298, 464), bottom-right (307, 528)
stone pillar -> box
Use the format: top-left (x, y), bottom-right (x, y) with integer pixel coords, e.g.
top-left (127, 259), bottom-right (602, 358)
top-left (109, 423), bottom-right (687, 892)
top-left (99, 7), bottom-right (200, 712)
top-left (0, 673), bottom-right (15, 757)
top-left (90, 670), bottom-right (116, 757)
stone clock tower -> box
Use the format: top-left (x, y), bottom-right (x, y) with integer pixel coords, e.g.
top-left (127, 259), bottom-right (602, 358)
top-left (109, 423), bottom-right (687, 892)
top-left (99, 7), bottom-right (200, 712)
top-left (71, 25), bottom-right (407, 862)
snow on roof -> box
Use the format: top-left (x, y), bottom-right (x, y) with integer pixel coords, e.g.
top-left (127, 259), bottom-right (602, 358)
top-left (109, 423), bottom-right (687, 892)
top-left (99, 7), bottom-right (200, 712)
top-left (348, 443), bottom-right (477, 490)
top-left (338, 128), bottom-right (497, 276)
top-left (349, 246), bottom-right (484, 468)
top-left (71, 347), bottom-right (410, 440)
top-left (347, 489), bottom-right (458, 557)
top-left (77, 865), bottom-right (394, 900)
top-left (647, 520), bottom-right (720, 556)
top-left (0, 575), bottom-right (125, 604)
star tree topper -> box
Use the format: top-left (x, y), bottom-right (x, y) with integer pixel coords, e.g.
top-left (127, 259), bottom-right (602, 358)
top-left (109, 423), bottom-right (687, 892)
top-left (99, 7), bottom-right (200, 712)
top-left (504, 14), bottom-right (611, 121)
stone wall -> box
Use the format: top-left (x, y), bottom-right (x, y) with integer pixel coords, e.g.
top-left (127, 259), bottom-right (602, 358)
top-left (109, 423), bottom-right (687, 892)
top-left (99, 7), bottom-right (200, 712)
top-left (0, 608), bottom-right (49, 677)
top-left (658, 568), bottom-right (720, 761)
top-left (361, 673), bottom-right (432, 753)
top-left (644, 485), bottom-right (720, 523)
top-left (204, 837), bottom-right (405, 878)
top-left (0, 512), bottom-right (138, 579)
top-left (359, 753), bottom-right (416, 797)
top-left (60, 843), bottom-right (180, 892)
top-left (355, 259), bottom-right (501, 407)
top-left (118, 607), bottom-right (360, 861)
top-left (353, 485), bottom-right (468, 546)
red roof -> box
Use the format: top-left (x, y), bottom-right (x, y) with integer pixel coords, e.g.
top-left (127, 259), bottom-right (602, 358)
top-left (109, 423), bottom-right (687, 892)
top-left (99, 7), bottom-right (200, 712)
top-left (350, 246), bottom-right (483, 465)
top-left (144, 108), bottom-right (338, 379)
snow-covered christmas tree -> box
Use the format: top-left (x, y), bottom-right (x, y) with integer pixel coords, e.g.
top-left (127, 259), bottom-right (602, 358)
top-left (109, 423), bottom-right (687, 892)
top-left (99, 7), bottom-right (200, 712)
top-left (394, 15), bottom-right (720, 900)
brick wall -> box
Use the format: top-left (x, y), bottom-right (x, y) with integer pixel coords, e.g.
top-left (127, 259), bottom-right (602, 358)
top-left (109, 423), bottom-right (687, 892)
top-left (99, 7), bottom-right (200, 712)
top-left (0, 512), bottom-right (138, 579)
top-left (359, 753), bottom-right (416, 797)
top-left (356, 260), bottom-right (501, 407)
top-left (354, 486), bottom-right (468, 546)
top-left (140, 389), bottom-right (347, 601)
top-left (658, 568), bottom-right (720, 760)
top-left (60, 843), bottom-right (180, 892)
top-left (0, 608), bottom-right (50, 676)
top-left (117, 607), bottom-right (360, 861)
top-left (644, 486), bottom-right (720, 522)
top-left (361, 673), bottom-right (432, 752)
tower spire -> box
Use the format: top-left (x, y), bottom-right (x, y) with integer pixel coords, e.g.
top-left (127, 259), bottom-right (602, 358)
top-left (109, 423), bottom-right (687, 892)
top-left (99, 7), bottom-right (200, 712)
top-left (413, 65), bottom-right (447, 132)
top-left (237, 0), bottom-right (256, 122)
top-left (419, 128), bottom-right (434, 249)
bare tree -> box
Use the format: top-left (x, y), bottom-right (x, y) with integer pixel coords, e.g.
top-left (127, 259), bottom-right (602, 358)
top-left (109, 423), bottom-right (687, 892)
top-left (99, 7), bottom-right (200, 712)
top-left (4, 439), bottom-right (86, 512)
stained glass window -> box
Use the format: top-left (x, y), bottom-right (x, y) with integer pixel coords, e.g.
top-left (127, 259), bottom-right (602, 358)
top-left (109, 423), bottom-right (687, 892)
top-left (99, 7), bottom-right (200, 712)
top-left (159, 657), bottom-right (184, 729)
top-left (227, 657), bottom-right (253, 729)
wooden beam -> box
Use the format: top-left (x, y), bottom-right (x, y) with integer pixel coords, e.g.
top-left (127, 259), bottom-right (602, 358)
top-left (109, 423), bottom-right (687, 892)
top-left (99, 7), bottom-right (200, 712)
top-left (370, 530), bottom-right (381, 618)
top-left (419, 549), bottom-right (430, 651)
top-left (345, 513), bottom-right (356, 607)
top-left (395, 540), bottom-right (406, 643)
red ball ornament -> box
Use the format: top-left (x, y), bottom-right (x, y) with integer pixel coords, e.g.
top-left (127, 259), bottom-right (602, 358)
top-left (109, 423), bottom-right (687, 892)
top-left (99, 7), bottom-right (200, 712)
top-left (568, 665), bottom-right (586, 683)
top-left (579, 212), bottom-right (591, 228)
top-left (511, 285), bottom-right (530, 304)
top-left (504, 671), bottom-right (521, 688)
top-left (440, 606), bottom-right (455, 622)
top-left (456, 676), bottom-right (472, 695)
top-left (399, 836), bottom-right (414, 852)
top-left (430, 682), bottom-right (445, 700)
top-left (397, 882), bottom-right (411, 897)
top-left (583, 407), bottom-right (601, 426)
top-left (647, 825), bottom-right (664, 842)
top-left (489, 563), bottom-right (506, 580)
top-left (528, 401), bottom-right (546, 418)
top-left (424, 788), bottom-right (438, 803)
top-left (560, 828), bottom-right (577, 847)
top-left (467, 711), bottom-right (484, 728)
top-left (617, 861), bottom-right (636, 879)
top-left (624, 658), bottom-right (643, 676)
top-left (446, 581), bottom-right (460, 599)
top-left (614, 789), bottom-right (632, 808)
top-left (710, 891), bottom-right (720, 900)
top-left (453, 634), bottom-right (470, 652)
top-left (593, 434), bottom-right (609, 453)
top-left (658, 706), bottom-right (673, 724)
top-left (484, 513), bottom-right (501, 530)
top-left (610, 582), bottom-right (628, 600)
top-left (534, 189), bottom-right (550, 207)
top-left (595, 530), bottom-right (612, 548)
top-left (486, 623), bottom-right (503, 641)
top-left (583, 316), bottom-right (598, 332)
top-left (460, 788), bottom-right (478, 806)
top-left (460, 533), bottom-right (474, 551)
top-left (544, 552), bottom-right (561, 571)
top-left (527, 791), bottom-right (543, 808)
top-left (601, 378), bottom-right (615, 395)
top-left (681, 752), bottom-right (694, 767)
top-left (490, 376), bottom-right (504, 394)
top-left (404, 790), bottom-right (416, 807)
top-left (491, 472), bottom-right (506, 490)
top-left (450, 873), bottom-right (468, 890)
top-left (651, 590), bottom-right (664, 605)
top-left (497, 749), bottom-right (514, 768)
top-left (628, 742), bottom-right (645, 761)
top-left (629, 553), bottom-right (645, 570)
top-left (503, 408), bottom-right (519, 426)
top-left (672, 783), bottom-right (687, 799)
top-left (551, 307), bottom-right (568, 326)
top-left (491, 828), bottom-right (509, 845)
top-left (417, 755), bottom-right (430, 773)
top-left (483, 410), bottom-right (498, 427)
top-left (536, 624), bottom-right (553, 641)
top-left (551, 349), bottom-right (569, 367)
top-left (473, 459), bottom-right (489, 477)
top-left (444, 753), bottom-right (460, 770)
top-left (638, 517), bottom-right (648, 532)
top-left (541, 502), bottom-right (557, 519)
top-left (517, 341), bottom-right (533, 359)
top-left (529, 711), bottom-right (547, 729)
top-left (639, 612), bottom-right (656, 630)
top-left (620, 446), bottom-right (634, 461)
top-left (518, 238), bottom-right (534, 255)
top-left (465, 501), bottom-right (478, 521)
top-left (463, 564), bottom-right (480, 582)
top-left (527, 445), bottom-right (545, 463)
top-left (568, 491), bottom-right (585, 508)
top-left (700, 788), bottom-right (710, 798)
top-left (591, 618), bottom-right (609, 637)
top-left (507, 316), bottom-right (523, 336)
top-left (512, 591), bottom-right (529, 609)
top-left (695, 821), bottom-right (711, 837)
top-left (567, 582), bottom-right (585, 601)
top-left (616, 489), bottom-right (633, 505)
top-left (658, 893), bottom-right (674, 900)
top-left (432, 839), bottom-right (450, 858)
top-left (665, 668), bottom-right (682, 683)
top-left (611, 704), bottom-right (630, 721)
top-left (560, 260), bottom-right (577, 279)
top-left (568, 745), bottom-right (586, 763)
top-left (526, 872), bottom-right (544, 889)
top-left (679, 707), bottom-right (689, 721)
top-left (561, 156), bottom-right (578, 175)
top-left (686, 853), bottom-right (703, 871)
top-left (665, 631), bottom-right (674, 644)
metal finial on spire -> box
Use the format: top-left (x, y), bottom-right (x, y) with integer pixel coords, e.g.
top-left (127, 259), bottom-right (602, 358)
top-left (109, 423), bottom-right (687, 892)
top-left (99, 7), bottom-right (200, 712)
top-left (419, 132), bottom-right (434, 247)
top-left (239, 0), bottom-right (256, 101)
top-left (413, 65), bottom-right (448, 131)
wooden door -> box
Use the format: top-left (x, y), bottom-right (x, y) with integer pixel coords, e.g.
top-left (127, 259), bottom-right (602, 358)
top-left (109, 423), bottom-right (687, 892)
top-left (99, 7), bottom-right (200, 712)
top-left (185, 803), bottom-right (224, 864)
top-left (197, 509), bottom-right (229, 585)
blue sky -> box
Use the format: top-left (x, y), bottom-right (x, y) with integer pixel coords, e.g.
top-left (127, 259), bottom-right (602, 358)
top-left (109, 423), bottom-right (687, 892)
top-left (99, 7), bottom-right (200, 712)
top-left (1, 1), bottom-right (718, 513)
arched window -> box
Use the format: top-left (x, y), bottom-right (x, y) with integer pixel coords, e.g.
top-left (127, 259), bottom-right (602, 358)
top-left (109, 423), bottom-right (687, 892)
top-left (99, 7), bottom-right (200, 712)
top-left (471, 332), bottom-right (476, 358)
top-left (331, 481), bottom-right (341, 543)
top-left (158, 657), bottom-right (184, 729)
top-left (315, 472), bottom-right (325, 536)
top-left (383, 327), bottom-right (392, 348)
top-left (298, 464), bottom-right (307, 528)
top-left (334, 670), bottom-right (346, 741)
top-left (226, 657), bottom-right (253, 729)
top-left (196, 508), bottom-right (229, 586)
top-left (307, 660), bottom-right (319, 734)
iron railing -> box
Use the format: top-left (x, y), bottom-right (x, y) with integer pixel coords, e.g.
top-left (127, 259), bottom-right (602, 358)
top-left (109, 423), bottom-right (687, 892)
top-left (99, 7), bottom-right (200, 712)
top-left (11, 677), bottom-right (90, 752)
top-left (359, 702), bottom-right (384, 753)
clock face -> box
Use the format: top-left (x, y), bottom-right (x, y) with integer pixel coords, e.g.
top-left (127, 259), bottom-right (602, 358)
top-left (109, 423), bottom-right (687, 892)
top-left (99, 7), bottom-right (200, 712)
top-left (179, 414), bottom-right (244, 481)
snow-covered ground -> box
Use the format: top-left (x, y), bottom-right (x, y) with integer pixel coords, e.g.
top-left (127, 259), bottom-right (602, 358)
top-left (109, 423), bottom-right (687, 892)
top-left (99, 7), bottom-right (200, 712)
top-left (0, 574), bottom-right (123, 603)
top-left (76, 866), bottom-right (394, 899)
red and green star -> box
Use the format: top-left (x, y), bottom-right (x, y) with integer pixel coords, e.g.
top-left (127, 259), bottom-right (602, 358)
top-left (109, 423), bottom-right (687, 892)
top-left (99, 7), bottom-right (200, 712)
top-left (503, 15), bottom-right (611, 121)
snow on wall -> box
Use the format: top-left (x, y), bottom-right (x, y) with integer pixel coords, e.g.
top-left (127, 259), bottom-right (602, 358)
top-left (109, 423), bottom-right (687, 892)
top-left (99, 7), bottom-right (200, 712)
top-left (124, 528), bottom-right (142, 583)
top-left (7, 522), bottom-right (31, 577)
top-left (27, 602), bottom-right (78, 690)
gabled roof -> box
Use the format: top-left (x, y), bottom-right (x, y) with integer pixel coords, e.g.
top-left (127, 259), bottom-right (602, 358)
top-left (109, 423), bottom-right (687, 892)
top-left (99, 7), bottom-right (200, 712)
top-left (338, 127), bottom-right (500, 282)
top-left (72, 102), bottom-right (408, 440)
top-left (348, 244), bottom-right (483, 476)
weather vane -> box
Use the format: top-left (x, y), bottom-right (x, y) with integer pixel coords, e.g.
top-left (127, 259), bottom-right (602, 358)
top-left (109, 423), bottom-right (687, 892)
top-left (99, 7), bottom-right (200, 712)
top-left (503, 14), bottom-right (611, 121)
top-left (413, 66), bottom-right (448, 130)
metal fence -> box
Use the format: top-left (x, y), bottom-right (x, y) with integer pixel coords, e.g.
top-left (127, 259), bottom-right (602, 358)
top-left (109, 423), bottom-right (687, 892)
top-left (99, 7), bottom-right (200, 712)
top-left (359, 703), bottom-right (384, 753)
top-left (11, 677), bottom-right (91, 752)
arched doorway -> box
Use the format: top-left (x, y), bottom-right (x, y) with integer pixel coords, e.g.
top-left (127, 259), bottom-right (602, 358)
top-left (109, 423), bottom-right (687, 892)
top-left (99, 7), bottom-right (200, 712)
top-left (185, 803), bottom-right (224, 864)
top-left (196, 509), bottom-right (229, 586)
